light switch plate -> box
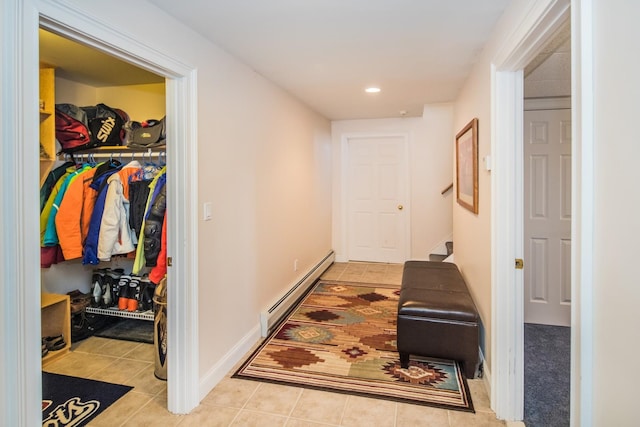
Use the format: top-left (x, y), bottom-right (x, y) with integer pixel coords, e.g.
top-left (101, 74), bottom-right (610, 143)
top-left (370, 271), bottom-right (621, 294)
top-left (484, 155), bottom-right (492, 171)
top-left (203, 202), bottom-right (212, 221)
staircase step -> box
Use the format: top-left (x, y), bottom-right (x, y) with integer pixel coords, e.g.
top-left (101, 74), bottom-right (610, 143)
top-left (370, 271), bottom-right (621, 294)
top-left (429, 254), bottom-right (448, 262)
top-left (446, 241), bottom-right (453, 256)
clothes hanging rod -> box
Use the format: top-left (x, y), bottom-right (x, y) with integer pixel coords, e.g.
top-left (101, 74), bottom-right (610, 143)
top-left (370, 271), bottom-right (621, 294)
top-left (67, 145), bottom-right (165, 154)
top-left (63, 148), bottom-right (165, 162)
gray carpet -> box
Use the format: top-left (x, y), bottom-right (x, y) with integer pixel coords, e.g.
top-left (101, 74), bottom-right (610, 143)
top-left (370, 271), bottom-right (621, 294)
top-left (524, 323), bottom-right (570, 427)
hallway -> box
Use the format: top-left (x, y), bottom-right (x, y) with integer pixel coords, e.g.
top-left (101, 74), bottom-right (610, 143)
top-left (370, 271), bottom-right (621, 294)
top-left (43, 262), bottom-right (504, 426)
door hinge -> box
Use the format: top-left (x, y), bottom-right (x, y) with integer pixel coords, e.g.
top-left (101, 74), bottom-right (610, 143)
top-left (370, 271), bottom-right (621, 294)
top-left (515, 258), bottom-right (524, 269)
top-left (167, 257), bottom-right (173, 267)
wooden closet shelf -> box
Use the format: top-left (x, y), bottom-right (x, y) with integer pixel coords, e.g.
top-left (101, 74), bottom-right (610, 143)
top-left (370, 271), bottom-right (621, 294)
top-left (41, 293), bottom-right (71, 366)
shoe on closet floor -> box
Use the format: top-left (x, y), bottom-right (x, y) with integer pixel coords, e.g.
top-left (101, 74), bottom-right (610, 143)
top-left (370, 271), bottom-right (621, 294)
top-left (71, 311), bottom-right (113, 342)
top-left (67, 290), bottom-right (91, 315)
top-left (43, 334), bottom-right (65, 351)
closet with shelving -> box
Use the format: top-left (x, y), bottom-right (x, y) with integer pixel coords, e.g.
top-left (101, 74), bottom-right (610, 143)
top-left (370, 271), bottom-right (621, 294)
top-left (39, 28), bottom-right (168, 371)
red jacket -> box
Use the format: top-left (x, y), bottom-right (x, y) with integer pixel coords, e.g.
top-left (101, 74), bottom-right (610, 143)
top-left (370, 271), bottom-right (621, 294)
top-left (149, 214), bottom-right (167, 284)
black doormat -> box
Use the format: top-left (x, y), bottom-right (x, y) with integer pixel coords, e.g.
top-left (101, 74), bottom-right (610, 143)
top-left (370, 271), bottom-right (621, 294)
top-left (94, 318), bottom-right (154, 344)
top-left (42, 372), bottom-right (132, 426)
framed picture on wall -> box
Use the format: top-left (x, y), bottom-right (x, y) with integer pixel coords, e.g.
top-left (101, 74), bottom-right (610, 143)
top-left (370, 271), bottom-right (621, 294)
top-left (456, 118), bottom-right (479, 214)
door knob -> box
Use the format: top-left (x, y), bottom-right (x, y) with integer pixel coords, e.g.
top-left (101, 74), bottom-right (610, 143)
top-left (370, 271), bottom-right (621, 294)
top-left (398, 205), bottom-right (404, 211)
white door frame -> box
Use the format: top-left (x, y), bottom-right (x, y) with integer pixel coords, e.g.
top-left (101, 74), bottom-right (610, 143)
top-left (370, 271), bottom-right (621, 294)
top-left (568, 2), bottom-right (595, 425)
top-left (339, 133), bottom-right (411, 263)
top-left (490, 0), bottom-right (591, 422)
top-left (1, 0), bottom-right (199, 423)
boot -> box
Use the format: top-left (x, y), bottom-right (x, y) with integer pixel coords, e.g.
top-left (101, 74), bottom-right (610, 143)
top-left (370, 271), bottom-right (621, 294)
top-left (117, 275), bottom-right (131, 310)
top-left (104, 268), bottom-right (124, 308)
top-left (127, 276), bottom-right (141, 312)
top-left (139, 276), bottom-right (155, 312)
top-left (90, 269), bottom-right (106, 307)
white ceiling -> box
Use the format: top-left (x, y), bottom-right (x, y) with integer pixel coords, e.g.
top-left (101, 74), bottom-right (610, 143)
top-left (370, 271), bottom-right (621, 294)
top-left (524, 22), bottom-right (571, 98)
top-left (147, 0), bottom-right (512, 120)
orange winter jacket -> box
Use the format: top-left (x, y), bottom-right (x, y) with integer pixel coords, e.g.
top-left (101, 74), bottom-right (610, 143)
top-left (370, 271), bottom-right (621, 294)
top-left (55, 166), bottom-right (100, 260)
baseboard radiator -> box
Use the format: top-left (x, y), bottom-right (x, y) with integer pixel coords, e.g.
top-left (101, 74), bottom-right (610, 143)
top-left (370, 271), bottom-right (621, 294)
top-left (259, 250), bottom-right (335, 337)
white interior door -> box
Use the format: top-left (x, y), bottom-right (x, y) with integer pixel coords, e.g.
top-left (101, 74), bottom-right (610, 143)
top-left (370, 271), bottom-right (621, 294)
top-left (524, 109), bottom-right (571, 326)
top-left (347, 136), bottom-right (408, 263)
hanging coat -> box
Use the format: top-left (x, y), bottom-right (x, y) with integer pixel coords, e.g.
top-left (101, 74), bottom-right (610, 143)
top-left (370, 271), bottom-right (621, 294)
top-left (132, 167), bottom-right (166, 275)
top-left (97, 160), bottom-right (142, 261)
top-left (55, 165), bottom-right (101, 260)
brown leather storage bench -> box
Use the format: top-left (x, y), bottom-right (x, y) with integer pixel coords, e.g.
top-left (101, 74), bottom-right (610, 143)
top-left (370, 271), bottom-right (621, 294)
top-left (397, 261), bottom-right (479, 378)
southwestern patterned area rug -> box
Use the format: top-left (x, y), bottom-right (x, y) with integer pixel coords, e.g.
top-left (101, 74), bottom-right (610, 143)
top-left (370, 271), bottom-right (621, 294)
top-left (234, 280), bottom-right (474, 412)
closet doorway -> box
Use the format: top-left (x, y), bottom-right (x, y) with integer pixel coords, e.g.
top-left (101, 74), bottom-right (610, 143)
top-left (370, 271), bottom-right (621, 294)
top-left (34, 10), bottom-right (199, 414)
top-left (39, 25), bottom-right (169, 412)
top-left (522, 20), bottom-right (572, 426)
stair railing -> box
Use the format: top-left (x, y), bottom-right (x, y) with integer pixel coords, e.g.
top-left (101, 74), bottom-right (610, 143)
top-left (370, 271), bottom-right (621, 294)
top-left (441, 183), bottom-right (453, 195)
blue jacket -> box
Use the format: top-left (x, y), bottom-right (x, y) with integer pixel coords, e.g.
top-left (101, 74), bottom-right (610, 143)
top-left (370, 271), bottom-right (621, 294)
top-left (82, 169), bottom-right (120, 265)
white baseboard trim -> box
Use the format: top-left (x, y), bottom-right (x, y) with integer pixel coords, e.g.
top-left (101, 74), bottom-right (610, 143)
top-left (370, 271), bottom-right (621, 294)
top-left (260, 251), bottom-right (334, 337)
top-left (479, 347), bottom-right (492, 404)
top-left (199, 325), bottom-right (261, 400)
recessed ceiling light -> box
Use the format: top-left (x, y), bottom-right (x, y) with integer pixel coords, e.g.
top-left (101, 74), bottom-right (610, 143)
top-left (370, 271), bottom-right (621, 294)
top-left (365, 87), bottom-right (381, 93)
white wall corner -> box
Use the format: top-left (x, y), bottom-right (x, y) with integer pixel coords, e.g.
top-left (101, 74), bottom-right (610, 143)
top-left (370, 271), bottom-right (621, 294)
top-left (199, 325), bottom-right (261, 400)
top-left (422, 102), bottom-right (452, 118)
top-left (334, 253), bottom-right (349, 263)
top-left (428, 233), bottom-right (454, 256)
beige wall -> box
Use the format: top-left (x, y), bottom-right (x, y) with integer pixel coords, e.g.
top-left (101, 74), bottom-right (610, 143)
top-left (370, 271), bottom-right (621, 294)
top-left (451, 0), bottom-right (543, 373)
top-left (331, 104), bottom-right (454, 261)
top-left (98, 83), bottom-right (166, 121)
top-left (591, 0), bottom-right (640, 423)
top-left (57, 0), bottom-right (333, 390)
top-left (55, 78), bottom-right (166, 120)
top-left (452, 42), bottom-right (494, 369)
top-left (55, 77), bottom-right (97, 106)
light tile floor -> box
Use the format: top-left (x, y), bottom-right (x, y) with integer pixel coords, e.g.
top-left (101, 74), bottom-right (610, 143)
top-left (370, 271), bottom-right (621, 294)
top-left (43, 262), bottom-right (504, 426)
